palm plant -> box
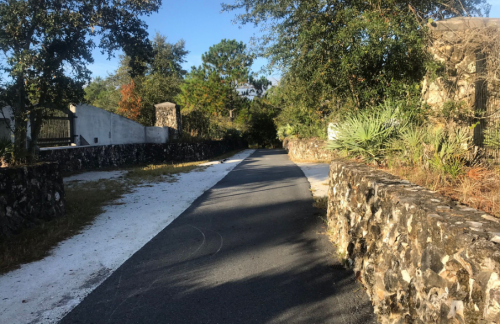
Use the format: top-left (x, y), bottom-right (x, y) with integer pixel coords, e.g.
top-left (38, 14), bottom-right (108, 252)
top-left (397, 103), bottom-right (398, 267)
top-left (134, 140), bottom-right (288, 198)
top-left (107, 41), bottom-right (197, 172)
top-left (327, 102), bottom-right (409, 163)
top-left (388, 127), bottom-right (426, 166)
top-left (427, 127), bottom-right (471, 177)
top-left (485, 128), bottom-right (500, 149)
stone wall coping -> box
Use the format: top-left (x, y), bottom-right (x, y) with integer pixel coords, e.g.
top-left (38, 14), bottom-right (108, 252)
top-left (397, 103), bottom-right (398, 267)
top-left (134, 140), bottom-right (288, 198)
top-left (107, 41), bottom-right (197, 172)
top-left (332, 160), bottom-right (500, 244)
top-left (39, 143), bottom-right (146, 151)
top-left (39, 140), bottom-right (230, 152)
top-left (430, 17), bottom-right (500, 32)
top-left (154, 102), bottom-right (177, 108)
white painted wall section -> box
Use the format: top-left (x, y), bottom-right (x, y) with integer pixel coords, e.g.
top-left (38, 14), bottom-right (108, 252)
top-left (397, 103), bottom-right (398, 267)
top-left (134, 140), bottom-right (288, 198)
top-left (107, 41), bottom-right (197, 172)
top-left (146, 126), bottom-right (169, 144)
top-left (0, 106), bottom-right (31, 143)
top-left (70, 104), bottom-right (168, 145)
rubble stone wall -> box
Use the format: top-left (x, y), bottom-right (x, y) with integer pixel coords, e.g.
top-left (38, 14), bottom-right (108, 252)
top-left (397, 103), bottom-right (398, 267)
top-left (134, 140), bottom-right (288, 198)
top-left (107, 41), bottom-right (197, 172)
top-left (327, 159), bottom-right (500, 323)
top-left (0, 163), bottom-right (65, 238)
top-left (38, 140), bottom-right (246, 174)
top-left (285, 138), bottom-right (333, 162)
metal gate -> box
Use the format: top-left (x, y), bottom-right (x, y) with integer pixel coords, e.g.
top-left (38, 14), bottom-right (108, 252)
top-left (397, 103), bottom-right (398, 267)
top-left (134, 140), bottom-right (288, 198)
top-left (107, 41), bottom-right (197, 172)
top-left (38, 109), bottom-right (75, 147)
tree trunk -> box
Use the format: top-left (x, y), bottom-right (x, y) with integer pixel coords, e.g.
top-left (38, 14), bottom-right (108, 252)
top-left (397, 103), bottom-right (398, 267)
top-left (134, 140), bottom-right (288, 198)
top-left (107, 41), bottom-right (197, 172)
top-left (28, 109), bottom-right (43, 162)
top-left (12, 77), bottom-right (28, 164)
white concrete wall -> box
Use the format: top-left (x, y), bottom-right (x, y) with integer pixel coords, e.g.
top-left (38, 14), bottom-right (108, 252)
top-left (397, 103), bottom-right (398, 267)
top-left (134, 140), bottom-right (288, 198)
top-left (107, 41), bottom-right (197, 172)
top-left (0, 107), bottom-right (14, 141)
top-left (71, 104), bottom-right (168, 145)
top-left (0, 106), bottom-right (31, 143)
top-left (146, 126), bottom-right (169, 144)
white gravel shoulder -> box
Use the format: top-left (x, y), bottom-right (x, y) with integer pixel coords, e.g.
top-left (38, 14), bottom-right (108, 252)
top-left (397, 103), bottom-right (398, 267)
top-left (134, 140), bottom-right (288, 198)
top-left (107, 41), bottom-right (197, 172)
top-left (0, 149), bottom-right (255, 324)
top-left (294, 162), bottom-right (330, 197)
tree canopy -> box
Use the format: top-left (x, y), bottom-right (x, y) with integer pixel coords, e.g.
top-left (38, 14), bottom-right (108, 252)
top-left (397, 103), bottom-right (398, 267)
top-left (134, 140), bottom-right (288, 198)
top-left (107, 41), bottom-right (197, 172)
top-left (222, 0), bottom-right (491, 138)
top-left (0, 0), bottom-right (161, 162)
top-left (178, 39), bottom-right (254, 122)
top-left (85, 32), bottom-right (188, 126)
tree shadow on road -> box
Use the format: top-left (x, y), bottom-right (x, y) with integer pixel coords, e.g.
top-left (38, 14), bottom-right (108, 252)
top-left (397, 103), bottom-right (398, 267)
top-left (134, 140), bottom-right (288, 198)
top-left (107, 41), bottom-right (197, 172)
top-left (60, 150), bottom-right (376, 324)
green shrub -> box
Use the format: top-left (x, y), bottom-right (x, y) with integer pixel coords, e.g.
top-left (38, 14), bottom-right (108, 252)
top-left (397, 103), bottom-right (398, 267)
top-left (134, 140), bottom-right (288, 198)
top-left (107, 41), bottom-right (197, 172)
top-left (427, 127), bottom-right (471, 178)
top-left (327, 101), bottom-right (410, 163)
top-left (388, 126), bottom-right (426, 166)
top-left (0, 138), bottom-right (12, 158)
top-left (277, 124), bottom-right (296, 141)
top-left (485, 128), bottom-right (500, 149)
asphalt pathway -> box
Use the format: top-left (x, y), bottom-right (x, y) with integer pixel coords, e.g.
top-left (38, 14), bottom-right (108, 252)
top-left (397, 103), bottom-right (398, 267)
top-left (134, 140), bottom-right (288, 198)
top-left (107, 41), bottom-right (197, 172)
top-left (60, 150), bottom-right (376, 324)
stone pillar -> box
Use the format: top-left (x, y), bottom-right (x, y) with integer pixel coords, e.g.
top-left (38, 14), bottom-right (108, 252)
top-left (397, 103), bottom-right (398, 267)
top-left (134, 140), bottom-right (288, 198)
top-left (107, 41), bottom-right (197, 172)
top-left (154, 102), bottom-right (182, 140)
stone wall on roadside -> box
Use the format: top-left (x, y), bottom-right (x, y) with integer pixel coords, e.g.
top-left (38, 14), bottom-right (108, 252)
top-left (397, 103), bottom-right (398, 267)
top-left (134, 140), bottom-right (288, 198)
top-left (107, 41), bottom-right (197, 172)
top-left (0, 163), bottom-right (65, 238)
top-left (38, 140), bottom-right (246, 174)
top-left (327, 159), bottom-right (500, 323)
top-left (285, 138), bottom-right (333, 162)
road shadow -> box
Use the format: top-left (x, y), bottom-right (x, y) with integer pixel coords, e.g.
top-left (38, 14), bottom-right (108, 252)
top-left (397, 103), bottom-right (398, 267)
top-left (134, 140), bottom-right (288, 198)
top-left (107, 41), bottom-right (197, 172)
top-left (61, 149), bottom-right (376, 324)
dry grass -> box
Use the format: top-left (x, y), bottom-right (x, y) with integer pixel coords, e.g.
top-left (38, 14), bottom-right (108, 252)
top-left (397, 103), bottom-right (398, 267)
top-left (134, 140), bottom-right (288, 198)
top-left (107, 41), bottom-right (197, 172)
top-left (126, 161), bottom-right (206, 182)
top-left (290, 158), bottom-right (331, 163)
top-left (0, 149), bottom-right (246, 274)
top-left (313, 196), bottom-right (328, 210)
top-left (125, 149), bottom-right (245, 181)
top-left (381, 165), bottom-right (500, 218)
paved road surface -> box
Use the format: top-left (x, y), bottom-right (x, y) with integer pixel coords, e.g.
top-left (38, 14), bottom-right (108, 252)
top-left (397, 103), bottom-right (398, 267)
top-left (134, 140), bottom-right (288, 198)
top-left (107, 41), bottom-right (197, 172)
top-left (61, 150), bottom-right (376, 324)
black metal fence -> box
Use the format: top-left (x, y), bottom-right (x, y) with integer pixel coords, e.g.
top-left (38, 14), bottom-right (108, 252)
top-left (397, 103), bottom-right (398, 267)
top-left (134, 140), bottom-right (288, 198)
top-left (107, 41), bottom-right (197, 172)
top-left (38, 111), bottom-right (74, 147)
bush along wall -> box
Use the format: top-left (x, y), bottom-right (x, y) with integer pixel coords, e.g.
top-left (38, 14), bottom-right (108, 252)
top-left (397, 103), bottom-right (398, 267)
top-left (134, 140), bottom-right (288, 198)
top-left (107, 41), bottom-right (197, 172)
top-left (327, 160), bottom-right (500, 323)
top-left (38, 139), bottom-right (247, 174)
top-left (285, 138), bottom-right (333, 162)
top-left (0, 163), bottom-right (65, 238)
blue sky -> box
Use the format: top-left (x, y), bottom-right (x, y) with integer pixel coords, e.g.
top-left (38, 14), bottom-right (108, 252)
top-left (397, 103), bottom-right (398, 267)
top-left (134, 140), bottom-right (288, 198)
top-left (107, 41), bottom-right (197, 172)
top-left (88, 0), bottom-right (500, 82)
top-left (89, 1), bottom-right (275, 80)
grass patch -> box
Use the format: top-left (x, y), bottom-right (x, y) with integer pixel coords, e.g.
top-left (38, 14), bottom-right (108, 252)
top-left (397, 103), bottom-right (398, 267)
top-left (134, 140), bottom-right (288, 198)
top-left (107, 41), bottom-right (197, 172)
top-left (380, 164), bottom-right (500, 218)
top-left (290, 158), bottom-right (331, 164)
top-left (125, 149), bottom-right (246, 182)
top-left (0, 179), bottom-right (131, 274)
top-left (313, 196), bottom-right (328, 210)
top-left (126, 161), bottom-right (206, 182)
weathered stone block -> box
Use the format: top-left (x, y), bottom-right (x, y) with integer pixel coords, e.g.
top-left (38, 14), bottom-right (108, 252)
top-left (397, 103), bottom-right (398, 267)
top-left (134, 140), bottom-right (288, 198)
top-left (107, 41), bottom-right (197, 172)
top-left (154, 102), bottom-right (182, 139)
top-left (285, 138), bottom-right (333, 162)
top-left (327, 160), bottom-right (500, 323)
top-left (0, 163), bottom-right (65, 238)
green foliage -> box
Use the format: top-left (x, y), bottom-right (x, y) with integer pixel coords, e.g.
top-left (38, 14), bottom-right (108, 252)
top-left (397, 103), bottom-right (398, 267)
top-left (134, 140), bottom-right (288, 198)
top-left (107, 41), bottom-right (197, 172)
top-left (277, 124), bottom-right (295, 141)
top-left (85, 33), bottom-right (188, 126)
top-left (388, 126), bottom-right (426, 166)
top-left (327, 101), bottom-right (411, 162)
top-left (485, 128), bottom-right (500, 149)
top-left (136, 33), bottom-right (188, 126)
top-left (270, 76), bottom-right (335, 140)
top-left (0, 0), bottom-right (161, 162)
top-left (329, 98), bottom-right (473, 175)
top-left (84, 76), bottom-right (121, 112)
top-left (177, 39), bottom-right (258, 139)
top-left (178, 39), bottom-right (254, 125)
top-left (0, 137), bottom-right (12, 158)
top-left (202, 39), bottom-right (254, 84)
top-left (426, 128), bottom-right (471, 177)
top-left (388, 125), bottom-right (472, 177)
top-left (223, 0), bottom-right (490, 141)
top-left (245, 97), bottom-right (279, 147)
top-left (177, 66), bottom-right (232, 118)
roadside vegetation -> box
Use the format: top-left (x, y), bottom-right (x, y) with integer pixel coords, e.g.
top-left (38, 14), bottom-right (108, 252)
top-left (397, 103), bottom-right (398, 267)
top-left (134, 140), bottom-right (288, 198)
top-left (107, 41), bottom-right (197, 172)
top-left (221, 0), bottom-right (498, 215)
top-left (326, 101), bottom-right (500, 217)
